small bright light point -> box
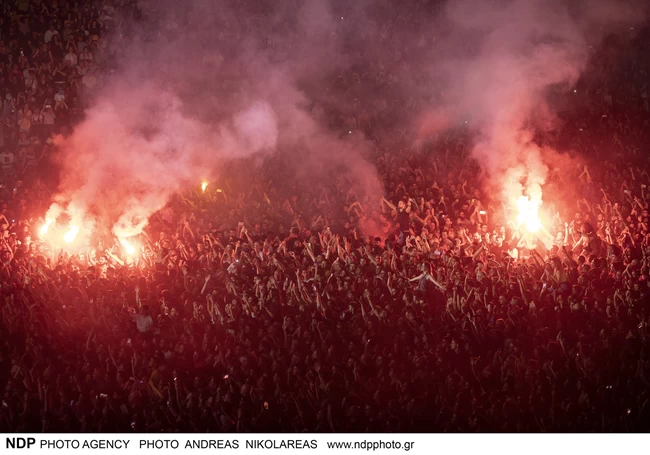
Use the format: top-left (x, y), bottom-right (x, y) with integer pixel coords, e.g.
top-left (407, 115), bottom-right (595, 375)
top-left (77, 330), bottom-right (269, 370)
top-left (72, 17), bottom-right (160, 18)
top-left (573, 89), bottom-right (577, 93)
top-left (216, 188), bottom-right (222, 193)
top-left (119, 237), bottom-right (136, 255)
top-left (40, 219), bottom-right (54, 237)
top-left (64, 225), bottom-right (79, 244)
top-left (516, 196), bottom-right (542, 233)
top-left (201, 181), bottom-right (208, 192)
top-left (348, 130), bottom-right (352, 134)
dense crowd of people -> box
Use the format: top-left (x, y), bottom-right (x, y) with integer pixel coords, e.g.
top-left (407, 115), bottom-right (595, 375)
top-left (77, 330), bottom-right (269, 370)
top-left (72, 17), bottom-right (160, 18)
top-left (2, 0), bottom-right (650, 433)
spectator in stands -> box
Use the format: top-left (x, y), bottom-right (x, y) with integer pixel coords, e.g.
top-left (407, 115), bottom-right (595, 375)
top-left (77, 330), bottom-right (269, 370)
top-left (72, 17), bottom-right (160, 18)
top-left (1, 0), bottom-right (650, 434)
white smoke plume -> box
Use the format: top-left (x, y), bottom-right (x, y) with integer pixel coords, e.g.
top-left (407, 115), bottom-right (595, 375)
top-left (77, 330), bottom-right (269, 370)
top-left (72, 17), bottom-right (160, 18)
top-left (47, 0), bottom-right (381, 240)
top-left (422, 0), bottom-right (646, 216)
top-left (44, 0), bottom-right (647, 242)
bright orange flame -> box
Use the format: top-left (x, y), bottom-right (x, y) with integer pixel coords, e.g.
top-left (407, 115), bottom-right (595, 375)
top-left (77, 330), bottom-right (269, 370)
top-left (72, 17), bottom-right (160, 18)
top-left (516, 196), bottom-right (542, 233)
top-left (119, 237), bottom-right (136, 255)
top-left (63, 225), bottom-right (79, 243)
top-left (39, 219), bottom-right (54, 237)
top-left (201, 181), bottom-right (208, 192)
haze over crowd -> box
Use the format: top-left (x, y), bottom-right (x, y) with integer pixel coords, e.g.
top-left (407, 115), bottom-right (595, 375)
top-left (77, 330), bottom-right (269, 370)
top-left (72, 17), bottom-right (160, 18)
top-left (44, 0), bottom-right (646, 239)
top-left (2, 0), bottom-right (650, 433)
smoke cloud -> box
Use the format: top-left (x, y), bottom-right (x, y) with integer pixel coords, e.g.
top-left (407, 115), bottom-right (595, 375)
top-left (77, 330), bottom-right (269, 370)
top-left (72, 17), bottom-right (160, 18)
top-left (47, 0), bottom-right (647, 241)
top-left (48, 0), bottom-right (381, 240)
top-left (54, 83), bottom-right (279, 238)
top-left (425, 0), bottom-right (646, 214)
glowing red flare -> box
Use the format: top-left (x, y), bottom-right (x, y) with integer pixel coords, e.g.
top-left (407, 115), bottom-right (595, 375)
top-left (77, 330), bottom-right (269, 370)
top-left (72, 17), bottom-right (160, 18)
top-left (63, 226), bottom-right (79, 243)
top-left (516, 196), bottom-right (542, 233)
top-left (119, 237), bottom-right (136, 255)
top-left (40, 219), bottom-right (54, 237)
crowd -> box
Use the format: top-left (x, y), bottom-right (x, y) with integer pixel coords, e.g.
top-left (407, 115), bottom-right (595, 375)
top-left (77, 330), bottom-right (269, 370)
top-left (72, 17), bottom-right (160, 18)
top-left (1, 0), bottom-right (125, 186)
top-left (2, 0), bottom-right (650, 433)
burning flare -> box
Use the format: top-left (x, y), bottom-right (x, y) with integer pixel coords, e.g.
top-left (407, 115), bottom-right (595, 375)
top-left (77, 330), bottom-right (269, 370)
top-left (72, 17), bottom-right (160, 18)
top-left (63, 225), bottom-right (79, 244)
top-left (119, 237), bottom-right (136, 256)
top-left (515, 196), bottom-right (542, 233)
top-left (201, 181), bottom-right (208, 192)
top-left (40, 219), bottom-right (54, 237)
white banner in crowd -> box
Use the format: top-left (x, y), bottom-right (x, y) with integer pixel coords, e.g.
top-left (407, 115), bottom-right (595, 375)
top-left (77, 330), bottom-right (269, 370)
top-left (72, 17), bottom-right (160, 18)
top-left (2, 434), bottom-right (649, 455)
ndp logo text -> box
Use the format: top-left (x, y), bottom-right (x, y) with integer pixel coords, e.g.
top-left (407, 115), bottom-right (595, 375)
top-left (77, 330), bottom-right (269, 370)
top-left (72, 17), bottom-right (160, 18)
top-left (7, 438), bottom-right (36, 449)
